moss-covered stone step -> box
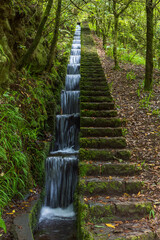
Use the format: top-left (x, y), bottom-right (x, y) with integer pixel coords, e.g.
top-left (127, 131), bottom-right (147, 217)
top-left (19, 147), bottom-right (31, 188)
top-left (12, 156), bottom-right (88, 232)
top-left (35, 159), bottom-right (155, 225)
top-left (79, 161), bottom-right (141, 176)
top-left (81, 96), bottom-right (113, 102)
top-left (80, 70), bottom-right (104, 75)
top-left (78, 220), bottom-right (156, 240)
top-left (81, 110), bottom-right (117, 118)
top-left (81, 73), bottom-right (106, 78)
top-left (80, 80), bottom-right (107, 86)
top-left (83, 198), bottom-right (152, 223)
top-left (81, 102), bottom-right (115, 110)
top-left (80, 117), bottom-right (121, 128)
top-left (81, 64), bottom-right (101, 68)
top-left (80, 127), bottom-right (122, 137)
top-left (80, 137), bottom-right (126, 149)
top-left (79, 177), bottom-right (144, 195)
top-left (80, 137), bottom-right (127, 149)
top-left (80, 90), bottom-right (111, 97)
top-left (81, 66), bottom-right (103, 70)
top-left (79, 148), bottom-right (131, 161)
top-left (80, 85), bottom-right (109, 91)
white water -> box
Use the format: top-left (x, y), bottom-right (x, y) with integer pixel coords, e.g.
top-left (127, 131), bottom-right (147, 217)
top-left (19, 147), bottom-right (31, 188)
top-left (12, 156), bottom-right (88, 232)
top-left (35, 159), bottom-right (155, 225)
top-left (38, 24), bottom-right (81, 228)
top-left (39, 204), bottom-right (75, 222)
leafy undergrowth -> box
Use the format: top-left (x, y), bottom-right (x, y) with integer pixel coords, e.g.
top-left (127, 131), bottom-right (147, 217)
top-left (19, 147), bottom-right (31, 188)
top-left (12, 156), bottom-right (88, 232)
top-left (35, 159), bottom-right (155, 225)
top-left (0, 70), bottom-right (62, 238)
top-left (92, 33), bottom-right (160, 237)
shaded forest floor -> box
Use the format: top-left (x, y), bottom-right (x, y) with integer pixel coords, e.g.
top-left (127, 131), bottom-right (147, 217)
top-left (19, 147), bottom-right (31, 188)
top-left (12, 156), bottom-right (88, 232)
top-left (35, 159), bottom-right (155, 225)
top-left (93, 33), bottom-right (160, 235)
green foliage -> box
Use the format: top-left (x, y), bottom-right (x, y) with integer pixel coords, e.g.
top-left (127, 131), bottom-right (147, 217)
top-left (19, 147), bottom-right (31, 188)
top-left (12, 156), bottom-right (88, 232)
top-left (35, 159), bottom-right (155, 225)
top-left (0, 212), bottom-right (6, 233)
top-left (122, 128), bottom-right (128, 136)
top-left (0, 70), bottom-right (56, 210)
top-left (126, 71), bottom-right (136, 81)
top-left (149, 209), bottom-right (155, 219)
top-left (139, 92), bottom-right (152, 109)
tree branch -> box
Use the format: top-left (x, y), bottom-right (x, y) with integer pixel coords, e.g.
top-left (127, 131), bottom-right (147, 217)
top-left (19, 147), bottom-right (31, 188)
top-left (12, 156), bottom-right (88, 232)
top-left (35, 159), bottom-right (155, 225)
top-left (117, 0), bottom-right (134, 17)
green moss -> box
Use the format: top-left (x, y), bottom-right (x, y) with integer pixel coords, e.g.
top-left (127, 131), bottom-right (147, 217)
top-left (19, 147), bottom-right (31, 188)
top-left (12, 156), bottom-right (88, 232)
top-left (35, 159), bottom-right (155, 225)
top-left (80, 117), bottom-right (121, 128)
top-left (80, 102), bottom-right (114, 111)
top-left (79, 148), bottom-right (131, 161)
top-left (89, 204), bottom-right (115, 223)
top-left (101, 163), bottom-right (140, 176)
top-left (125, 181), bottom-right (144, 194)
top-left (81, 96), bottom-right (113, 102)
top-left (80, 90), bottom-right (111, 97)
top-left (80, 127), bottom-right (122, 138)
top-left (79, 179), bottom-right (124, 195)
top-left (80, 137), bottom-right (127, 149)
top-left (81, 110), bottom-right (117, 118)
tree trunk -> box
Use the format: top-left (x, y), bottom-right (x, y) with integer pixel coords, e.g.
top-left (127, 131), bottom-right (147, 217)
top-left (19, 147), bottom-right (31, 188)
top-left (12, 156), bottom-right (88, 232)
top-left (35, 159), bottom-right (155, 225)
top-left (144, 0), bottom-right (153, 90)
top-left (103, 33), bottom-right (106, 48)
top-left (17, 0), bottom-right (53, 70)
top-left (113, 15), bottom-right (119, 69)
top-left (46, 0), bottom-right (62, 71)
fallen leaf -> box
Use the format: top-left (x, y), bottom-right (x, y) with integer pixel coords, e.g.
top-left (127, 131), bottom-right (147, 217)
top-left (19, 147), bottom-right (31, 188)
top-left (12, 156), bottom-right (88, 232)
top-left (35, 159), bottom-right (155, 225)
top-left (106, 223), bottom-right (115, 228)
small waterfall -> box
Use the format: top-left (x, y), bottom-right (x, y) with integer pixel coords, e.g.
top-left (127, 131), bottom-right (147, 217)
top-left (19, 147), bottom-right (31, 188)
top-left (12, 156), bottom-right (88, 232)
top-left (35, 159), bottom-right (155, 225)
top-left (65, 75), bottom-right (80, 90)
top-left (70, 49), bottom-right (81, 55)
top-left (70, 56), bottom-right (81, 64)
top-left (61, 91), bottom-right (80, 114)
top-left (54, 114), bottom-right (80, 150)
top-left (45, 156), bottom-right (78, 208)
top-left (36, 24), bottom-right (81, 240)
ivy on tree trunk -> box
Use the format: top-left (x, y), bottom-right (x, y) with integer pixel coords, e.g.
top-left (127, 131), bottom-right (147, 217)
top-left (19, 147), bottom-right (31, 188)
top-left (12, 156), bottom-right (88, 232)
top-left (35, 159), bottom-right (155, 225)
top-left (17, 0), bottom-right (53, 70)
top-left (145, 0), bottom-right (153, 90)
top-left (46, 0), bottom-right (62, 71)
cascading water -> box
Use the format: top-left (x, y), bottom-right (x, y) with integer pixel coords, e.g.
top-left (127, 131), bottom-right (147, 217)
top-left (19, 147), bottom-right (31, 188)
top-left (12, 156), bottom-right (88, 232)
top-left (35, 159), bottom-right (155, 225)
top-left (34, 24), bottom-right (81, 240)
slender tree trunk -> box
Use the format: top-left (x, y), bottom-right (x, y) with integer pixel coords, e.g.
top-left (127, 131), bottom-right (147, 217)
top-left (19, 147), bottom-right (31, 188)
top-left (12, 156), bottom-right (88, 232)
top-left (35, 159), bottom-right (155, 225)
top-left (103, 33), bottom-right (106, 48)
top-left (17, 0), bottom-right (53, 70)
top-left (47, 0), bottom-right (62, 71)
top-left (102, 15), bottom-right (106, 48)
top-left (144, 0), bottom-right (153, 90)
top-left (96, 19), bottom-right (100, 36)
top-left (113, 15), bottom-right (119, 69)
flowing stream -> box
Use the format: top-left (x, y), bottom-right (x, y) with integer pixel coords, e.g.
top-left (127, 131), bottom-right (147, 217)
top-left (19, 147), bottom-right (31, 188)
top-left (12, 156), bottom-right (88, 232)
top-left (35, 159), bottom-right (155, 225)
top-left (34, 24), bottom-right (81, 240)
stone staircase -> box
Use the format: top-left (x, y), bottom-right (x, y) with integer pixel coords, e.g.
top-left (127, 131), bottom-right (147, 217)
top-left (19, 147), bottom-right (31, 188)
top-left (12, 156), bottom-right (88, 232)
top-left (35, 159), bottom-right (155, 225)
top-left (77, 24), bottom-right (156, 240)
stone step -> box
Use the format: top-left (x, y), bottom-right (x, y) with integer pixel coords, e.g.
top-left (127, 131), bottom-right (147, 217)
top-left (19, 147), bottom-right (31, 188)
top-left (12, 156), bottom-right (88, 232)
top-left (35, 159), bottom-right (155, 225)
top-left (81, 109), bottom-right (117, 118)
top-left (81, 102), bottom-right (115, 110)
top-left (79, 176), bottom-right (144, 195)
top-left (81, 197), bottom-right (152, 223)
top-left (80, 127), bottom-right (122, 137)
top-left (78, 221), bottom-right (156, 240)
top-left (80, 85), bottom-right (109, 91)
top-left (80, 137), bottom-right (127, 149)
top-left (80, 69), bottom-right (104, 74)
top-left (80, 90), bottom-right (111, 96)
top-left (80, 80), bottom-right (107, 86)
top-left (81, 73), bottom-right (106, 78)
top-left (81, 64), bottom-right (102, 67)
top-left (80, 96), bottom-right (113, 102)
top-left (79, 162), bottom-right (141, 176)
top-left (79, 148), bottom-right (131, 161)
top-left (80, 117), bottom-right (121, 128)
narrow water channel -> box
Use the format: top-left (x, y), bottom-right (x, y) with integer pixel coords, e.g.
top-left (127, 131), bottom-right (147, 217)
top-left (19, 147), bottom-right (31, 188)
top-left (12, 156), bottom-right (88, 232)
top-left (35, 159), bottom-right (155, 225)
top-left (34, 24), bottom-right (81, 240)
